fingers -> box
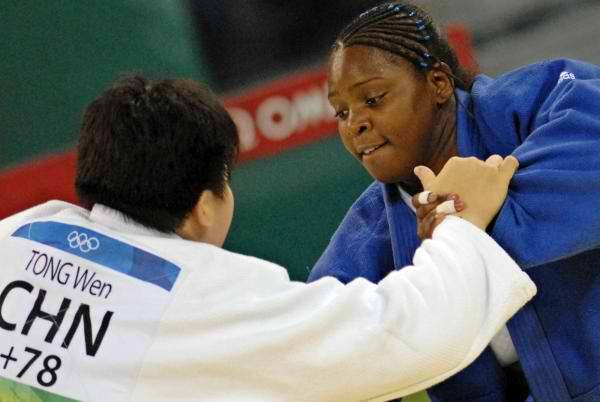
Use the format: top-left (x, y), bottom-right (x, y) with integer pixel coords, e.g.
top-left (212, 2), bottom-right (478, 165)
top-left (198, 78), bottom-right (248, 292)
top-left (415, 198), bottom-right (438, 219)
top-left (418, 191), bottom-right (433, 205)
top-left (485, 154), bottom-right (519, 182)
top-left (418, 209), bottom-right (437, 240)
top-left (417, 209), bottom-right (457, 240)
top-left (485, 154), bottom-right (503, 167)
top-left (413, 165), bottom-right (436, 190)
top-left (411, 190), bottom-right (438, 209)
top-left (435, 200), bottom-right (457, 214)
top-left (414, 193), bottom-right (463, 215)
top-left (499, 155), bottom-right (520, 181)
top-left (416, 194), bottom-right (464, 240)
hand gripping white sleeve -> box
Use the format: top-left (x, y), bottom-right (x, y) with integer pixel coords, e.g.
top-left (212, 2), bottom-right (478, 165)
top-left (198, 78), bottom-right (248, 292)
top-left (133, 216), bottom-right (536, 402)
top-left (362, 216), bottom-right (536, 401)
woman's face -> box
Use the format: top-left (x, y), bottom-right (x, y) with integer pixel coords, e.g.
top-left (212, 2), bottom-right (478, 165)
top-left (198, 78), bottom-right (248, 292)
top-left (328, 45), bottom-right (442, 185)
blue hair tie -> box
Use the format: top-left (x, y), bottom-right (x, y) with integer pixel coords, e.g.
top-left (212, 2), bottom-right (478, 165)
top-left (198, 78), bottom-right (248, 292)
top-left (416, 21), bottom-right (428, 31)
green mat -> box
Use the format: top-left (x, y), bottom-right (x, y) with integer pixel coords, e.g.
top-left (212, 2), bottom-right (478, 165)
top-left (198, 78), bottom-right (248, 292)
top-left (0, 376), bottom-right (78, 402)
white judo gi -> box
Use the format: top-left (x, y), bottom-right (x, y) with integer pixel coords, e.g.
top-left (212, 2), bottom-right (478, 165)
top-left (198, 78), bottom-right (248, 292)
top-left (0, 201), bottom-right (535, 402)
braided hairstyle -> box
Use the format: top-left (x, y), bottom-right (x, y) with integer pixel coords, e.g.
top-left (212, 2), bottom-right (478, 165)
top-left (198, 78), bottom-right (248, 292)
top-left (334, 1), bottom-right (472, 90)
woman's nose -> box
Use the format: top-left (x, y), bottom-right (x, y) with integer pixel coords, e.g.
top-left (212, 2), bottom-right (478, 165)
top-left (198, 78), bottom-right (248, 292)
top-left (348, 114), bottom-right (371, 136)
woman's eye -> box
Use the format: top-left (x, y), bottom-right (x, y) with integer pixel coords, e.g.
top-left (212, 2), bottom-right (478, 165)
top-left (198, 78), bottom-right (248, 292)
top-left (366, 93), bottom-right (385, 106)
top-left (334, 109), bottom-right (348, 120)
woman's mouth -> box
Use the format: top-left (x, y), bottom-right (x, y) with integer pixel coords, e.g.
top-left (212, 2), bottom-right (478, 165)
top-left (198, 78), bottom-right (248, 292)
top-left (360, 142), bottom-right (388, 159)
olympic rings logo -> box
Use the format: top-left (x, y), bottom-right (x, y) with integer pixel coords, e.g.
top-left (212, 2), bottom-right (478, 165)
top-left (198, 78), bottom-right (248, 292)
top-left (67, 231), bottom-right (100, 253)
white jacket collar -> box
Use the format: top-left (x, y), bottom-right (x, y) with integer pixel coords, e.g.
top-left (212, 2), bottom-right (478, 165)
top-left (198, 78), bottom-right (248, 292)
top-left (89, 204), bottom-right (180, 239)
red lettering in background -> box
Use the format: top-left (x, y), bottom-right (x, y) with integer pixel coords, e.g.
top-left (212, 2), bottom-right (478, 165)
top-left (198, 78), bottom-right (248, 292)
top-left (225, 69), bottom-right (337, 162)
top-left (0, 25), bottom-right (477, 218)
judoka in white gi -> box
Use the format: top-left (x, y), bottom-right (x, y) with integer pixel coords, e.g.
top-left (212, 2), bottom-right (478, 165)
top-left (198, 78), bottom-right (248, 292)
top-left (0, 76), bottom-right (535, 402)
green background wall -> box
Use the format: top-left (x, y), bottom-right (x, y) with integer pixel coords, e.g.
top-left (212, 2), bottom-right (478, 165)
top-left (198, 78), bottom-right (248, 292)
top-left (0, 0), bottom-right (210, 169)
top-left (227, 137), bottom-right (373, 281)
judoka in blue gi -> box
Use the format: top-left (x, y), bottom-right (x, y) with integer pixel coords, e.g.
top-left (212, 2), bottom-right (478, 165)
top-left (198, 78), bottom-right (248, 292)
top-left (311, 2), bottom-right (600, 401)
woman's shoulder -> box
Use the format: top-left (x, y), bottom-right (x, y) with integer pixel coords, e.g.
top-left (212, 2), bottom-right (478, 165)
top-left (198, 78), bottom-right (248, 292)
top-left (472, 59), bottom-right (600, 97)
top-left (466, 59), bottom-right (600, 122)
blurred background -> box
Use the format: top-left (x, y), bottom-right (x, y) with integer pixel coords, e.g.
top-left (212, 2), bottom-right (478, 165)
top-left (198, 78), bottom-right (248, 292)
top-left (4, 0), bottom-right (600, 279)
top-left (2, 1), bottom-right (599, 400)
top-left (3, 0), bottom-right (600, 281)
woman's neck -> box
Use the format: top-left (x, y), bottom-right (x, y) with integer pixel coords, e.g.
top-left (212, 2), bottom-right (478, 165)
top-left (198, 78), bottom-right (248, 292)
top-left (428, 96), bottom-right (459, 174)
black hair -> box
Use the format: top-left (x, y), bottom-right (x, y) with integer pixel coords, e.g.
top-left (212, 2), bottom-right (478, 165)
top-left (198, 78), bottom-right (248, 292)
top-left (334, 1), bottom-right (472, 90)
top-left (76, 75), bottom-right (239, 233)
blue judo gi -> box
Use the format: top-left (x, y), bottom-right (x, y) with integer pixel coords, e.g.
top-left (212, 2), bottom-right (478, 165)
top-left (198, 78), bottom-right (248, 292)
top-left (309, 59), bottom-right (600, 402)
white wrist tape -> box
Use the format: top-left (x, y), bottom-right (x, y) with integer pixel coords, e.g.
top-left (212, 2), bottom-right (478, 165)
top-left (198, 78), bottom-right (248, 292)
top-left (417, 191), bottom-right (432, 205)
top-left (435, 200), bottom-right (457, 214)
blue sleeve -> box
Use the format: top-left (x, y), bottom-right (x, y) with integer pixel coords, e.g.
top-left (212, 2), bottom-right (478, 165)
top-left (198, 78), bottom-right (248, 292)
top-left (308, 182), bottom-right (395, 284)
top-left (474, 59), bottom-right (600, 268)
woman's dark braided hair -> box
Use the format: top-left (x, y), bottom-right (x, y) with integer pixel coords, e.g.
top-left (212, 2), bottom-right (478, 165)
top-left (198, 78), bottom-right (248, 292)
top-left (334, 1), bottom-right (473, 90)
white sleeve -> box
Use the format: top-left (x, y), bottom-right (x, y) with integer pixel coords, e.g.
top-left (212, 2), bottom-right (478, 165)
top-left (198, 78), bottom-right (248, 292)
top-left (144, 216), bottom-right (536, 402)
top-left (290, 216), bottom-right (535, 402)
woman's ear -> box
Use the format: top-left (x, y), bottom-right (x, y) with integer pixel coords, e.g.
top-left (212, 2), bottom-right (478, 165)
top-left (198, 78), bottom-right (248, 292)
top-left (427, 62), bottom-right (455, 105)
